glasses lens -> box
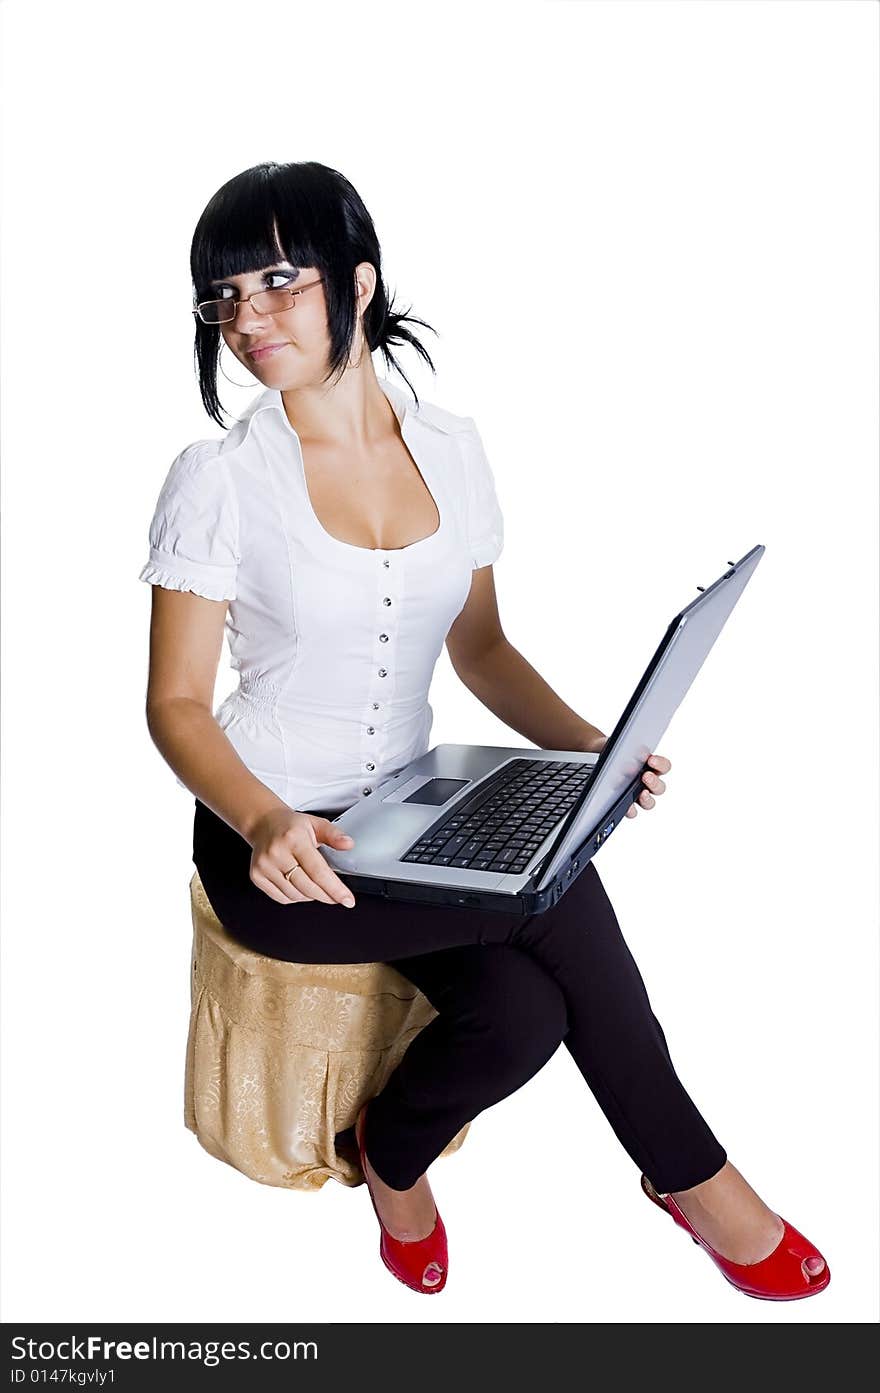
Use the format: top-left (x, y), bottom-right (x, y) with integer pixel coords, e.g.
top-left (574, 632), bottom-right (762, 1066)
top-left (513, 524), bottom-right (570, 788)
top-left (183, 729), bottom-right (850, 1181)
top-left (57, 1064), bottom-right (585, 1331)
top-left (197, 299), bottom-right (235, 325)
top-left (250, 288), bottom-right (296, 314)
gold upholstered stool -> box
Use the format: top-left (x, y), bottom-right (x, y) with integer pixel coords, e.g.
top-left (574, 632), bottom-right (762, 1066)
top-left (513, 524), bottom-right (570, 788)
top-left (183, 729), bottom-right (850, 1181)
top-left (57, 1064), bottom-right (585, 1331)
top-left (185, 869), bottom-right (470, 1191)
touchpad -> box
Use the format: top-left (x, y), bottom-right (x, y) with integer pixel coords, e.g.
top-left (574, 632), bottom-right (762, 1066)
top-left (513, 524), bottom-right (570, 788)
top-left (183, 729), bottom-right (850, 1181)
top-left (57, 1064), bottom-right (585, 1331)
top-left (402, 777), bottom-right (469, 807)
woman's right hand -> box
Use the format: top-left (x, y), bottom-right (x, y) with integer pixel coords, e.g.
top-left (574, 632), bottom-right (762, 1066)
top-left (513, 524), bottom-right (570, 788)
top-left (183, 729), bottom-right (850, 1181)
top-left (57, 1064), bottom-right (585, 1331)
top-left (246, 808), bottom-right (357, 907)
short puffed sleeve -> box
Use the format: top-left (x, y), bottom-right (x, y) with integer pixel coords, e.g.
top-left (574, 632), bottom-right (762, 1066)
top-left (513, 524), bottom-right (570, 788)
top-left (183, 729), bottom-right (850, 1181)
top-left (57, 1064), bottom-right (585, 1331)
top-left (138, 441), bottom-right (240, 601)
top-left (460, 418), bottom-right (504, 569)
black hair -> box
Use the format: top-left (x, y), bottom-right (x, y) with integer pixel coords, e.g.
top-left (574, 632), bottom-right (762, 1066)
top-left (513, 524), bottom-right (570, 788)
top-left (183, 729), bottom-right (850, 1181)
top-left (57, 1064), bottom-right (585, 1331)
top-left (189, 161), bottom-right (439, 429)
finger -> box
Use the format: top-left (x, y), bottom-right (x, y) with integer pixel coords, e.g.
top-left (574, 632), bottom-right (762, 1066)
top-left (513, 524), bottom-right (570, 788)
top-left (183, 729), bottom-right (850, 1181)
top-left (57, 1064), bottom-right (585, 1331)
top-left (255, 845), bottom-right (336, 905)
top-left (251, 864), bottom-right (311, 905)
top-left (642, 772), bottom-right (666, 794)
top-left (625, 804), bottom-right (638, 818)
top-left (316, 818), bottom-right (355, 850)
top-left (648, 754), bottom-right (672, 773)
top-left (638, 789), bottom-right (656, 809)
top-left (299, 847), bottom-right (356, 906)
top-left (279, 859), bottom-right (337, 905)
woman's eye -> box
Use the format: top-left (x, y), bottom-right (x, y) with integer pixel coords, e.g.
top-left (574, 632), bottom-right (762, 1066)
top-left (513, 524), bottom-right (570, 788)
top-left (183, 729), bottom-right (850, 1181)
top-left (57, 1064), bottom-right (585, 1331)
top-left (211, 272), bottom-right (295, 300)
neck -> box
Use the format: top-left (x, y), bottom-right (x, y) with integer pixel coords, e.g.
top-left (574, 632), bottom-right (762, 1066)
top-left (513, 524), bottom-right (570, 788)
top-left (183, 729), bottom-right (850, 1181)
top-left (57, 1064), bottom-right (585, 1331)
top-left (280, 360), bottom-right (396, 449)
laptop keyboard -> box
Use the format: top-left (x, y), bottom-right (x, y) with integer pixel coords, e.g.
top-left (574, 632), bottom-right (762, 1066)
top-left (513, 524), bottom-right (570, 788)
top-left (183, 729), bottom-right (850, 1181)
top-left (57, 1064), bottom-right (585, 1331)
top-left (399, 758), bottom-right (594, 875)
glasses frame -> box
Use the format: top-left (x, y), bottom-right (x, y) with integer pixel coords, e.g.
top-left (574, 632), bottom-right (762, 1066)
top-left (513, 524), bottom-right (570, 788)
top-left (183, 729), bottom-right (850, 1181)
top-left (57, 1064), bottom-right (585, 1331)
top-left (192, 275), bottom-right (326, 326)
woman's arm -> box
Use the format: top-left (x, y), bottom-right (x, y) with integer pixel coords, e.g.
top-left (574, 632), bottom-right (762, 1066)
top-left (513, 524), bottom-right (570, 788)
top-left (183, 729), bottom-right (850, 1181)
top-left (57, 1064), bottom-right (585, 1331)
top-left (143, 587), bottom-right (289, 841)
top-left (445, 567), bottom-right (606, 753)
top-left (451, 637), bottom-right (606, 753)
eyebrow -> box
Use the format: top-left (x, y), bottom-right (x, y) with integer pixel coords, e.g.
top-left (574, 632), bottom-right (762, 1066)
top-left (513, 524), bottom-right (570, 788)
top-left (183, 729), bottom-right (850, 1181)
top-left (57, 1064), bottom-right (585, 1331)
top-left (208, 265), bottom-right (300, 290)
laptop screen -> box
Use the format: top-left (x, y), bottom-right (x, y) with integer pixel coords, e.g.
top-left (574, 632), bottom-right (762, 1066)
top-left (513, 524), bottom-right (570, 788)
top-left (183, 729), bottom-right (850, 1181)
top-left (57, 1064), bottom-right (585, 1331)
top-left (534, 545), bottom-right (765, 892)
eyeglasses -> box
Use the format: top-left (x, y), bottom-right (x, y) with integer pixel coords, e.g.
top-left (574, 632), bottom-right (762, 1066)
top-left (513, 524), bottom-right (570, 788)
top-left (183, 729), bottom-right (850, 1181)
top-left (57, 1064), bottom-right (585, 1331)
top-left (193, 276), bottom-right (325, 326)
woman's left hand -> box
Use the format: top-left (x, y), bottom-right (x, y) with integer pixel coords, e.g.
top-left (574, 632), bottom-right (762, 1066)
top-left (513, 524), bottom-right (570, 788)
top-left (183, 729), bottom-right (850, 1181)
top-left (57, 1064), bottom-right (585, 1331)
top-left (588, 738), bottom-right (671, 818)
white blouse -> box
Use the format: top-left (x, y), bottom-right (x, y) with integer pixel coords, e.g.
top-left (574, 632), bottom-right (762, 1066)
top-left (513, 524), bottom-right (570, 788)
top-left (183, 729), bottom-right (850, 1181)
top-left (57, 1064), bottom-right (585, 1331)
top-left (138, 377), bottom-right (504, 815)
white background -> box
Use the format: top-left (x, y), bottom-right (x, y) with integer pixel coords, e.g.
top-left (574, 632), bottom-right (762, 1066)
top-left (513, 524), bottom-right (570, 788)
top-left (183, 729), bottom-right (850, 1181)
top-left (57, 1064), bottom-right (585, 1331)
top-left (1, 0), bottom-right (877, 1326)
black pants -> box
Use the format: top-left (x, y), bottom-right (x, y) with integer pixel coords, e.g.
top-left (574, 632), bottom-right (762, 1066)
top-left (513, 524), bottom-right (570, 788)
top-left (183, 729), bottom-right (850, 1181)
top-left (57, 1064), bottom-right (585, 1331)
top-left (192, 799), bottom-right (727, 1194)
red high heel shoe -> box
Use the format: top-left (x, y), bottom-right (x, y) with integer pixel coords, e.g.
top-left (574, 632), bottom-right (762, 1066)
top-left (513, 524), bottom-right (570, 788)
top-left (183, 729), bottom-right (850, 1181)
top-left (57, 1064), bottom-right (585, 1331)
top-left (355, 1102), bottom-right (448, 1294)
top-left (641, 1173), bottom-right (830, 1300)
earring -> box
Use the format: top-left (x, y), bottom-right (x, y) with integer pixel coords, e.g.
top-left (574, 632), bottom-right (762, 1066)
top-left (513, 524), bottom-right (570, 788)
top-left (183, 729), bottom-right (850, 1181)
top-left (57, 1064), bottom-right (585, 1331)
top-left (218, 339), bottom-right (257, 388)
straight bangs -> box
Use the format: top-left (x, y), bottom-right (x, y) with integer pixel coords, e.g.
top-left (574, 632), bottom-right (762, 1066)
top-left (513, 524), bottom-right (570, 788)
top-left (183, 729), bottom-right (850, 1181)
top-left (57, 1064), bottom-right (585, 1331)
top-left (191, 167), bottom-right (333, 306)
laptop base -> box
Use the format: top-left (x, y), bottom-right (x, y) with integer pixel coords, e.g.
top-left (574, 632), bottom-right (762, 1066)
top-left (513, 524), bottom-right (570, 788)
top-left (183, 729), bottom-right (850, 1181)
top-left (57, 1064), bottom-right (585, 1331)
top-left (333, 771), bottom-right (644, 916)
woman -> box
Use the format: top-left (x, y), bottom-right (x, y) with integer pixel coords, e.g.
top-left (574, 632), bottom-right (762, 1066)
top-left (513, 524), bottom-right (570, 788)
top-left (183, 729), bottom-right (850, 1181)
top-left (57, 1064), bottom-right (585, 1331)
top-left (139, 160), bottom-right (829, 1300)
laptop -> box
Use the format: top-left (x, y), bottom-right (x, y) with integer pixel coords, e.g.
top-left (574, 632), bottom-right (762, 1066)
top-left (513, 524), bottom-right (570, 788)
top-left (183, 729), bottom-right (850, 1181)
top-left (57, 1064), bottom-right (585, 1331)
top-left (322, 544), bottom-right (765, 916)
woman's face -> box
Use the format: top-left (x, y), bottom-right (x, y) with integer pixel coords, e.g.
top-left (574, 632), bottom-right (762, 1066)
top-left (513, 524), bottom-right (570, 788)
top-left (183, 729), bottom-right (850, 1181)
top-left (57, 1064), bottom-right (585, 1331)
top-left (212, 261), bottom-right (334, 384)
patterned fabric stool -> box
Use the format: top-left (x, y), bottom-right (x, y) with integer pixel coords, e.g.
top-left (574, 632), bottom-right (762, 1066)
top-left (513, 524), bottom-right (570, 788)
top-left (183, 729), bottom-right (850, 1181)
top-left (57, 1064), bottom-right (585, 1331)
top-left (185, 869), bottom-right (470, 1191)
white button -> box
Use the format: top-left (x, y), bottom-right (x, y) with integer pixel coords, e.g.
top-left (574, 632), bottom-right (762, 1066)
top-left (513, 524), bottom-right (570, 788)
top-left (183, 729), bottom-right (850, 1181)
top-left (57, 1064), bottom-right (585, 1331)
top-left (383, 559), bottom-right (390, 567)
top-left (371, 702), bottom-right (380, 710)
top-left (367, 726), bottom-right (375, 734)
top-left (382, 597), bottom-right (392, 606)
top-left (363, 787), bottom-right (372, 795)
top-left (365, 762), bottom-right (375, 771)
top-left (378, 668), bottom-right (387, 677)
top-left (379, 633), bottom-right (389, 642)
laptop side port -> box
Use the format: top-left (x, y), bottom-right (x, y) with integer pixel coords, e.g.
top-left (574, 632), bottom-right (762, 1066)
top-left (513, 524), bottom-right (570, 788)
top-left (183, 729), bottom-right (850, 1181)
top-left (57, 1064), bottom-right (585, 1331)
top-left (595, 819), bottom-right (615, 848)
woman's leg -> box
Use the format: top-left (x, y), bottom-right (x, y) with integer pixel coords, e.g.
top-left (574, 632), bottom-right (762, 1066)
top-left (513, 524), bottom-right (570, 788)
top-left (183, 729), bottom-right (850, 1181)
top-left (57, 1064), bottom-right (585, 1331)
top-left (192, 800), bottom-right (823, 1278)
top-left (363, 942), bottom-right (569, 1190)
top-left (504, 862), bottom-right (728, 1196)
top-left (192, 798), bottom-right (519, 963)
top-left (194, 799), bottom-right (724, 1190)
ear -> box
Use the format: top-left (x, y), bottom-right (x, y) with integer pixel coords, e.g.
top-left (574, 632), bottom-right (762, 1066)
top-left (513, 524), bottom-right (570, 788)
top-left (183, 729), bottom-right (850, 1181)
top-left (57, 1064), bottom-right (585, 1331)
top-left (354, 260), bottom-right (377, 313)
